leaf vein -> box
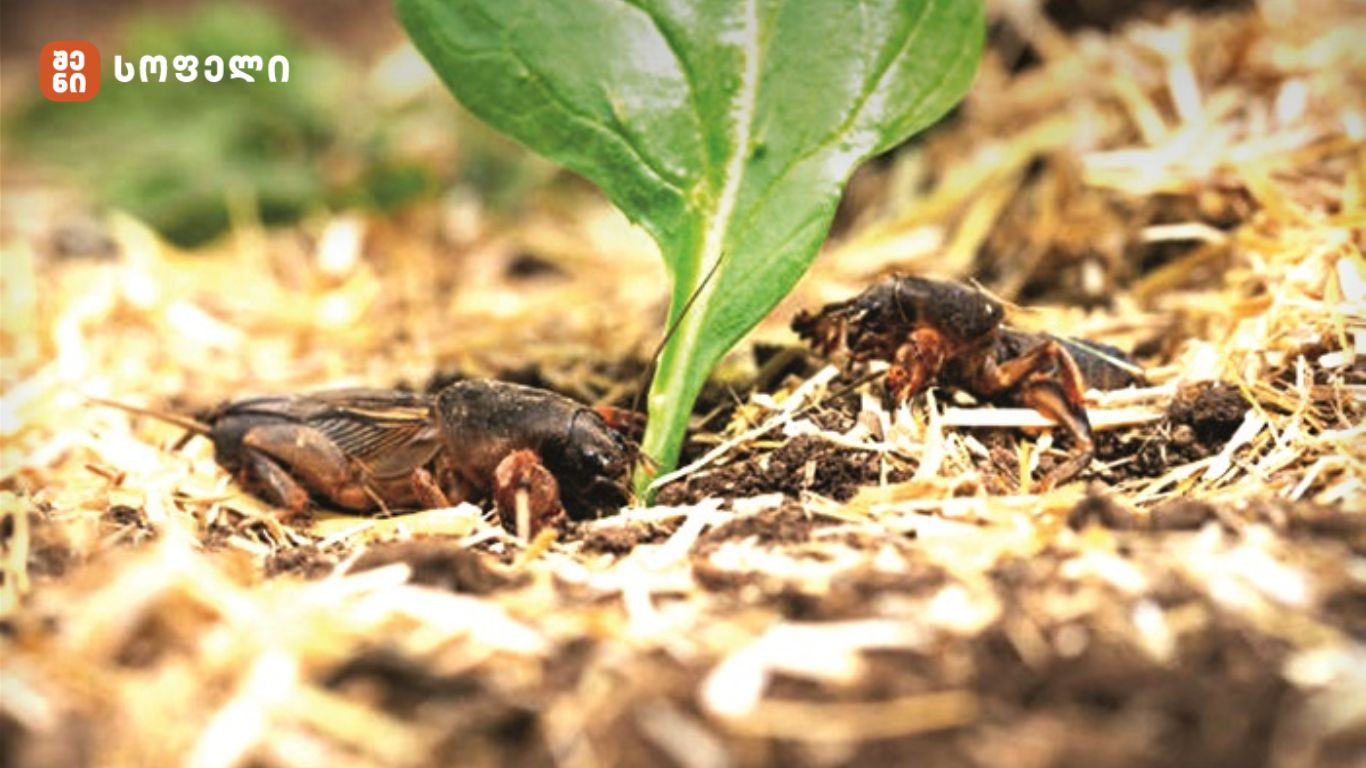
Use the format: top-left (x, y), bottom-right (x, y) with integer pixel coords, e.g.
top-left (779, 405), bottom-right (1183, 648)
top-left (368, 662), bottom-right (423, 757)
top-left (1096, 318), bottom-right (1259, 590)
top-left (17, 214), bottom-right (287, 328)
top-left (612, 0), bottom-right (709, 186)
top-left (462, 43), bottom-right (686, 200)
top-left (601, 97), bottom-right (689, 192)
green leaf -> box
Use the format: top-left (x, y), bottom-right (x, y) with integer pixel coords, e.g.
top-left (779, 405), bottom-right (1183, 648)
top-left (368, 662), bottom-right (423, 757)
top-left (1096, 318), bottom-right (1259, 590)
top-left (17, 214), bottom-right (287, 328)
top-left (396, 0), bottom-right (984, 491)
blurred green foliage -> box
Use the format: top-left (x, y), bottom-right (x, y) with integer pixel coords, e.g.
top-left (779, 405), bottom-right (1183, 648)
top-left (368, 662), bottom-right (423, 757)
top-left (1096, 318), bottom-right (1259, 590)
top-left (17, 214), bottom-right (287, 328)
top-left (6, 2), bottom-right (575, 248)
top-left (9, 5), bottom-right (342, 246)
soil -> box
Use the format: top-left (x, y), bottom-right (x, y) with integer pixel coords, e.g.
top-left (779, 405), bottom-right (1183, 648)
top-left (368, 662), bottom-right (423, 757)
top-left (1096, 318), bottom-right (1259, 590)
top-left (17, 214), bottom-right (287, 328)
top-left (578, 521), bottom-right (675, 555)
top-left (350, 540), bottom-right (524, 594)
top-left (1090, 381), bottom-right (1252, 482)
top-left (253, 548), bottom-right (1341, 768)
top-left (14, 345), bottom-right (1346, 768)
top-left (652, 371), bottom-right (1261, 506)
top-left (657, 433), bottom-right (909, 507)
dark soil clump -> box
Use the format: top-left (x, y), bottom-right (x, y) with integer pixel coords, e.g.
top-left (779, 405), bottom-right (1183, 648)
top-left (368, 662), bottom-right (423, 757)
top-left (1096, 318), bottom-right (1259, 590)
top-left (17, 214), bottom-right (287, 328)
top-left (657, 435), bottom-right (894, 506)
top-left (351, 540), bottom-right (523, 594)
top-left (1168, 382), bottom-right (1249, 446)
top-left (696, 503), bottom-right (819, 550)
top-left (1095, 381), bottom-right (1251, 481)
top-left (1067, 488), bottom-right (1145, 530)
top-left (1067, 491), bottom-right (1220, 532)
top-left (265, 545), bottom-right (339, 579)
top-left (1150, 498), bottom-right (1219, 530)
top-left (578, 522), bottom-right (674, 555)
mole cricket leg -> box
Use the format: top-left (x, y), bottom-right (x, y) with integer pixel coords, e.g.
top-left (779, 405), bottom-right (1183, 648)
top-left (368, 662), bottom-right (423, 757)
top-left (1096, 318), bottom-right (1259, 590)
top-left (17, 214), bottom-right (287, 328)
top-left (975, 337), bottom-right (1089, 410)
top-left (409, 467), bottom-right (453, 509)
top-left (886, 327), bottom-right (950, 404)
top-left (972, 339), bottom-right (1098, 489)
top-left (1018, 380), bottom-right (1096, 490)
top-left (242, 424), bottom-right (376, 512)
top-left (492, 449), bottom-right (565, 536)
top-left (242, 449), bottom-right (311, 515)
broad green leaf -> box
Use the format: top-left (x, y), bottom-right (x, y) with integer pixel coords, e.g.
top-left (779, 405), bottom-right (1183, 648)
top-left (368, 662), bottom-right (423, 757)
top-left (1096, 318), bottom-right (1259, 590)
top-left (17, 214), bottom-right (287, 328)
top-left (396, 0), bottom-right (984, 491)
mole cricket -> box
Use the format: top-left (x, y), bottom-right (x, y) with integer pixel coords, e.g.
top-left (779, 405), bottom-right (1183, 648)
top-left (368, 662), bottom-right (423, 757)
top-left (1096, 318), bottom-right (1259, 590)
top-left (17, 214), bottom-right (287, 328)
top-left (101, 380), bottom-right (633, 533)
top-left (793, 275), bottom-right (1143, 487)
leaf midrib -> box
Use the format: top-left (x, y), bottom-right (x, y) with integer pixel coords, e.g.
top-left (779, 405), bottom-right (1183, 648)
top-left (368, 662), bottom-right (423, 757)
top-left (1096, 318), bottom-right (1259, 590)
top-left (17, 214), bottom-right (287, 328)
top-left (666, 0), bottom-right (763, 371)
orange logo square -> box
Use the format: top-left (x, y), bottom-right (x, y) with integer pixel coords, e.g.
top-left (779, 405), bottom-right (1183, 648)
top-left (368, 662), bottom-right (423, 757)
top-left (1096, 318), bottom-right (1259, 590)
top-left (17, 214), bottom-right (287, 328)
top-left (40, 41), bottom-right (101, 102)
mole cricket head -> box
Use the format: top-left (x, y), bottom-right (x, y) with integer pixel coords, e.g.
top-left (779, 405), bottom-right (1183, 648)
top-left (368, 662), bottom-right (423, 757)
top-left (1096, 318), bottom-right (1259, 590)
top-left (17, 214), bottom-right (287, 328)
top-left (792, 277), bottom-right (903, 356)
top-left (544, 408), bottom-right (633, 516)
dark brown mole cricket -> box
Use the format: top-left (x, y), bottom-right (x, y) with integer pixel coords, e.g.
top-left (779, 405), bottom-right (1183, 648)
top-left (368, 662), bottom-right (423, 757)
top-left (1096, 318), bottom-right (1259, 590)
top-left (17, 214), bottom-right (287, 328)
top-left (99, 380), bottom-right (632, 532)
top-left (792, 275), bottom-right (1144, 487)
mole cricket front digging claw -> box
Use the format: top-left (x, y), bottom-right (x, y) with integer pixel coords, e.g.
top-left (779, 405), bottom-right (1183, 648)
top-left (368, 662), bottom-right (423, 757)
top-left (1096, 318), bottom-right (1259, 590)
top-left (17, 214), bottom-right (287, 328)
top-left (793, 275), bottom-right (1144, 488)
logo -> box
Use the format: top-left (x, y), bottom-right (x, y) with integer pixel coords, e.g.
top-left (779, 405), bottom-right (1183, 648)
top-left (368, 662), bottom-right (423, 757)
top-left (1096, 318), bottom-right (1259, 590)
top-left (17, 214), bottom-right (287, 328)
top-left (40, 40), bottom-right (101, 102)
